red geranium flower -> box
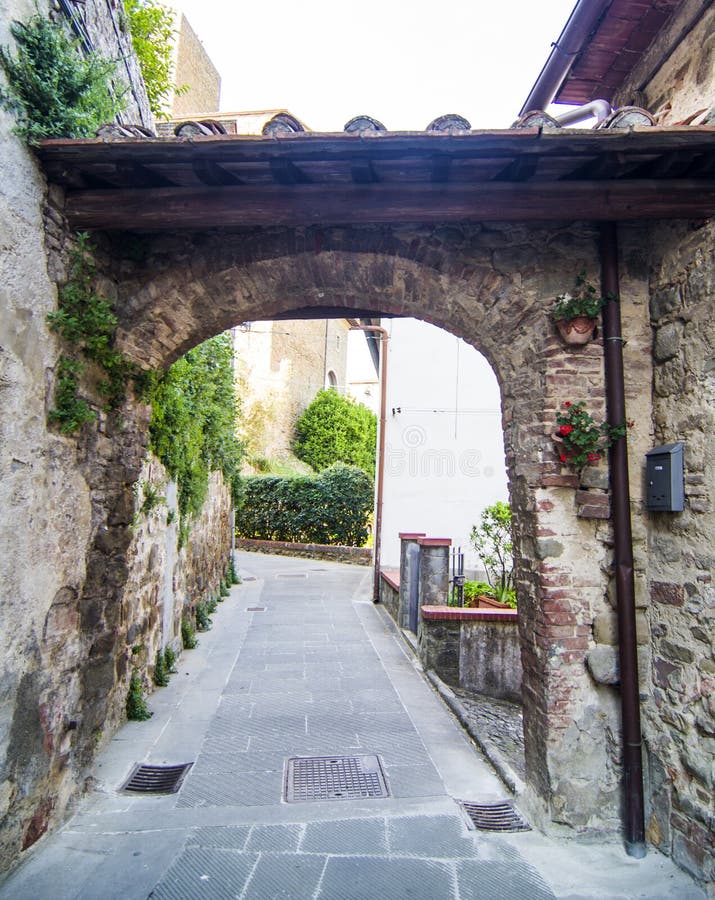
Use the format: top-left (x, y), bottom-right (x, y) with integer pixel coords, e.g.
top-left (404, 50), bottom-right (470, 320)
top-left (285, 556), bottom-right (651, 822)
top-left (559, 454), bottom-right (567, 463)
top-left (559, 424), bottom-right (573, 436)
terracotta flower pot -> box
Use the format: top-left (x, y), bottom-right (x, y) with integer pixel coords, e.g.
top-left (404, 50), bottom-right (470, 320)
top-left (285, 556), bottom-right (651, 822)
top-left (556, 316), bottom-right (597, 345)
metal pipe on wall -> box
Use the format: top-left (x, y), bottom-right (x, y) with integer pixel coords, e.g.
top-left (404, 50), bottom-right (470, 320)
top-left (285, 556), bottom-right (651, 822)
top-left (599, 222), bottom-right (646, 858)
top-left (350, 324), bottom-right (388, 602)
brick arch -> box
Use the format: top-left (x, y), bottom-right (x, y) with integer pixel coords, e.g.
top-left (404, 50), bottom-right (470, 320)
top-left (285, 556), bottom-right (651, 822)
top-left (111, 222), bottom-right (627, 835)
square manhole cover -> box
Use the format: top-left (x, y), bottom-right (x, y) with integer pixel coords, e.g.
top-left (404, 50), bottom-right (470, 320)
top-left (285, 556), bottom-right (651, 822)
top-left (459, 800), bottom-right (531, 832)
top-left (285, 755), bottom-right (389, 802)
top-left (121, 763), bottom-right (192, 794)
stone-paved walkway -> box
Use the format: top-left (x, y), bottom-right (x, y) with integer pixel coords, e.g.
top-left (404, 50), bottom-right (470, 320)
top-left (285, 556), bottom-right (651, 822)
top-left (0, 553), bottom-right (704, 899)
top-left (454, 691), bottom-right (526, 782)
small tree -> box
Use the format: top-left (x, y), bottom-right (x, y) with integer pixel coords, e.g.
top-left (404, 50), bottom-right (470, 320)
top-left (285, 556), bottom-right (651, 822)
top-left (469, 501), bottom-right (514, 603)
top-left (292, 389), bottom-right (377, 475)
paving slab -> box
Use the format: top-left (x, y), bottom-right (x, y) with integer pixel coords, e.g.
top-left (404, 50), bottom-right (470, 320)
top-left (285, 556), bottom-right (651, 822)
top-left (0, 552), bottom-right (705, 900)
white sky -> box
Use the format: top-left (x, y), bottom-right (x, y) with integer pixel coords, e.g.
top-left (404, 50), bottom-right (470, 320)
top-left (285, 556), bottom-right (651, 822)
top-left (174, 0), bottom-right (577, 131)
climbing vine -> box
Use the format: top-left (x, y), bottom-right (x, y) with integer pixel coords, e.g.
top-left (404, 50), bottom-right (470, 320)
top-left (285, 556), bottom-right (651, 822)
top-left (0, 15), bottom-right (124, 142)
top-left (47, 233), bottom-right (134, 431)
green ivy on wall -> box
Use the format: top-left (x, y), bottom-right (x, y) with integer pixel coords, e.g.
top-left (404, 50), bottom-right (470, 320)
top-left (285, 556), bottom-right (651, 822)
top-left (148, 333), bottom-right (244, 534)
top-left (47, 233), bottom-right (134, 432)
top-left (0, 15), bottom-right (124, 142)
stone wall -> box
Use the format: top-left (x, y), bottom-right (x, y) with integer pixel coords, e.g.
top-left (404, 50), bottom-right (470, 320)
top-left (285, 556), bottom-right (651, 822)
top-left (235, 538), bottom-right (371, 566)
top-left (418, 607), bottom-right (521, 704)
top-left (170, 13), bottom-right (221, 118)
top-left (0, 1), bottom-right (231, 875)
top-left (613, 6), bottom-right (715, 885)
top-left (640, 219), bottom-right (715, 884)
top-left (234, 319), bottom-right (350, 464)
top-left (613, 1), bottom-right (715, 125)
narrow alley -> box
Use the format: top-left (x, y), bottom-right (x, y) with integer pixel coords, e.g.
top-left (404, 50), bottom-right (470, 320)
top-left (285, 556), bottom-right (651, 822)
top-left (1, 554), bottom-right (703, 899)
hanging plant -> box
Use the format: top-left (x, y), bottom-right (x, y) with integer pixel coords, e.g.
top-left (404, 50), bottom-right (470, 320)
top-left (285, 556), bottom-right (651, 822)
top-left (552, 272), bottom-right (609, 345)
top-left (553, 401), bottom-right (629, 471)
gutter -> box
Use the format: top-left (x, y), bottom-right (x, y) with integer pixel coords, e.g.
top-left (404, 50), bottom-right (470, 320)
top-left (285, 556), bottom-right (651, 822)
top-left (519, 0), bottom-right (612, 116)
top-left (600, 223), bottom-right (646, 859)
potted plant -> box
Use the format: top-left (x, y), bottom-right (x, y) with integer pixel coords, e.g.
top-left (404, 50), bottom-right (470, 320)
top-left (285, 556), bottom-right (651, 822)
top-left (554, 401), bottom-right (628, 471)
top-left (551, 272), bottom-right (607, 345)
top-left (468, 502), bottom-right (516, 609)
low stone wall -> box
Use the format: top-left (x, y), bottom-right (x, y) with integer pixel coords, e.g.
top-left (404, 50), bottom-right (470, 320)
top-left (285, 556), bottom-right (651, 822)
top-left (234, 538), bottom-right (372, 566)
top-left (419, 606), bottom-right (522, 702)
top-left (379, 570), bottom-right (400, 622)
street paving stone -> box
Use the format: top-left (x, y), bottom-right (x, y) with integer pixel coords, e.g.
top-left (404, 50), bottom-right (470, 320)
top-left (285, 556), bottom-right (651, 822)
top-left (0, 552), bottom-right (706, 900)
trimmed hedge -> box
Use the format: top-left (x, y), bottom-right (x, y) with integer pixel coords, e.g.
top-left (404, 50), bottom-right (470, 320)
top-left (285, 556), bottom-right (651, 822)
top-left (236, 462), bottom-right (373, 547)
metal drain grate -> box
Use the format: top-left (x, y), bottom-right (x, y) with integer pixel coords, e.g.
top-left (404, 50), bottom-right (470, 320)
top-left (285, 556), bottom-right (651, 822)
top-left (121, 763), bottom-right (192, 794)
top-left (276, 573), bottom-right (308, 580)
top-left (245, 606), bottom-right (266, 612)
top-left (285, 755), bottom-right (389, 802)
top-left (459, 800), bottom-right (531, 832)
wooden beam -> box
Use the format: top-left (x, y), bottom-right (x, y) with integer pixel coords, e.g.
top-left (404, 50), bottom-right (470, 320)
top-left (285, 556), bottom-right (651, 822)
top-left (269, 159), bottom-right (311, 185)
top-left (431, 154), bottom-right (451, 183)
top-left (350, 159), bottom-right (380, 184)
top-left (192, 158), bottom-right (244, 186)
top-left (63, 180), bottom-right (715, 230)
top-left (494, 154), bottom-right (538, 182)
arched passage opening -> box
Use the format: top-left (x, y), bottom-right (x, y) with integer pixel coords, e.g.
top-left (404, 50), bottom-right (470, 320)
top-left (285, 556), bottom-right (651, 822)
top-left (103, 221), bottom-right (640, 835)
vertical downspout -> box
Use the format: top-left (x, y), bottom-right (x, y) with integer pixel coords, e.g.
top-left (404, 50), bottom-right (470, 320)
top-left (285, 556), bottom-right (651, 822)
top-left (350, 324), bottom-right (388, 602)
top-left (600, 223), bottom-right (646, 858)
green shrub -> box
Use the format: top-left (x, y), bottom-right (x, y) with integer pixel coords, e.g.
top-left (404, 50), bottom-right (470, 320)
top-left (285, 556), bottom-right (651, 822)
top-left (0, 15), bottom-right (124, 142)
top-left (463, 580), bottom-right (494, 604)
top-left (163, 646), bottom-right (177, 673)
top-left (227, 557), bottom-right (240, 585)
top-left (126, 672), bottom-right (152, 720)
top-left (181, 616), bottom-right (197, 649)
top-left (153, 649), bottom-right (169, 686)
top-left (236, 462), bottom-right (373, 546)
top-left (206, 596), bottom-right (218, 614)
top-left (293, 389), bottom-right (377, 475)
top-left (195, 601), bottom-right (211, 631)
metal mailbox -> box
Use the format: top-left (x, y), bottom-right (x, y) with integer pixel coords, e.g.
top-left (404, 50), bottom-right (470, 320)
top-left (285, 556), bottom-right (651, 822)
top-left (646, 443), bottom-right (684, 512)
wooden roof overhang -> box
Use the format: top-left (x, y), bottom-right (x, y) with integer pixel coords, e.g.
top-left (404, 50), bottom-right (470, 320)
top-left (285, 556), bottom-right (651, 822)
top-left (36, 127), bottom-right (715, 231)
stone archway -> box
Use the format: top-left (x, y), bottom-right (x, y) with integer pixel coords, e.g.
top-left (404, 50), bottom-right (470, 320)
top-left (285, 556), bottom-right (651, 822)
top-left (101, 219), bottom-right (652, 834)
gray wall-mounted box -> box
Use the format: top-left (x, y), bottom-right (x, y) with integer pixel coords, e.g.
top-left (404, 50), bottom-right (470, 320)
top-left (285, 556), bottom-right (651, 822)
top-left (646, 443), bottom-right (684, 512)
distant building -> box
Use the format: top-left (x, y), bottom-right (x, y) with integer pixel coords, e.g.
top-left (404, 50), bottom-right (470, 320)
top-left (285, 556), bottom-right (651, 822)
top-left (379, 318), bottom-right (507, 569)
top-left (233, 319), bottom-right (350, 466)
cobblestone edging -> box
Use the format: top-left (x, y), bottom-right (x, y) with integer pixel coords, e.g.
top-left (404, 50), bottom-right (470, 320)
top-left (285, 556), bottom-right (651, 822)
top-left (234, 538), bottom-right (372, 565)
top-left (425, 670), bottom-right (526, 796)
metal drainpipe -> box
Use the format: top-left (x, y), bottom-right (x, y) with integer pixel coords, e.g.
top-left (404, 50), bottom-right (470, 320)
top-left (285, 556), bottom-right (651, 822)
top-left (600, 223), bottom-right (646, 859)
top-left (350, 324), bottom-right (388, 602)
top-left (519, 0), bottom-right (612, 115)
top-left (553, 99), bottom-right (612, 126)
